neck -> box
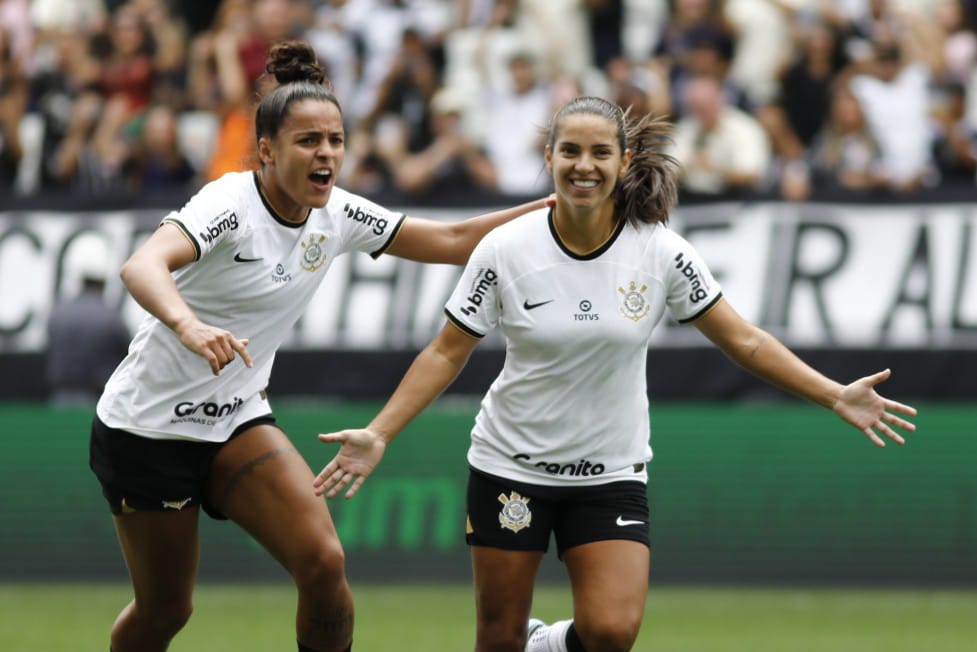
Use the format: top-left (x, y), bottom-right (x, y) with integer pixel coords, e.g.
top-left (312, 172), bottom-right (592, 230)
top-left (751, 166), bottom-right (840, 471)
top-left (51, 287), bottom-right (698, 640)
top-left (552, 199), bottom-right (618, 255)
top-left (257, 170), bottom-right (309, 224)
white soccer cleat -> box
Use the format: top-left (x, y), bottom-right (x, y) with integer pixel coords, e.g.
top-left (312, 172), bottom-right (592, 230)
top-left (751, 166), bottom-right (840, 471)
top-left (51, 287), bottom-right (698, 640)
top-left (526, 617), bottom-right (548, 650)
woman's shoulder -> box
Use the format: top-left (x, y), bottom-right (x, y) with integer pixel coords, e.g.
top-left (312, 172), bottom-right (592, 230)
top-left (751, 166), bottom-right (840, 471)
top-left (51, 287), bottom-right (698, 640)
top-left (490, 205), bottom-right (551, 242)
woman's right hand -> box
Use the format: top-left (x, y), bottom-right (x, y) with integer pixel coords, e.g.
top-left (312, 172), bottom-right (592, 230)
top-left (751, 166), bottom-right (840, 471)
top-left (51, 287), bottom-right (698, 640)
top-left (314, 428), bottom-right (388, 499)
top-left (175, 317), bottom-right (252, 376)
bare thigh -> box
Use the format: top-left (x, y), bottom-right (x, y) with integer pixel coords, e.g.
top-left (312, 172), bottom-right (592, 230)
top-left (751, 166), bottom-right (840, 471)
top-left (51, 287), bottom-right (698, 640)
top-left (471, 546), bottom-right (545, 649)
top-left (564, 540), bottom-right (649, 647)
top-left (206, 423), bottom-right (343, 571)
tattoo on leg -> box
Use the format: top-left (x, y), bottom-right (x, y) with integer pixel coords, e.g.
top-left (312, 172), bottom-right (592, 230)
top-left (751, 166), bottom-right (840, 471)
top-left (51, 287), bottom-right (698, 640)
top-left (216, 447), bottom-right (297, 504)
top-left (307, 608), bottom-right (354, 646)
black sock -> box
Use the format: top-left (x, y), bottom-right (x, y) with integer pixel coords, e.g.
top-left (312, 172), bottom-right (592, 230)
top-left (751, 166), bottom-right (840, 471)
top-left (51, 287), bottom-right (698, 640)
top-left (566, 622), bottom-right (587, 652)
top-left (297, 642), bottom-right (352, 652)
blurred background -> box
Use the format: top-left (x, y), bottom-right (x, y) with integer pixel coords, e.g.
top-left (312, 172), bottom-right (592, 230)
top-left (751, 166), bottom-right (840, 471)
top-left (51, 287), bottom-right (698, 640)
top-left (0, 0), bottom-right (975, 648)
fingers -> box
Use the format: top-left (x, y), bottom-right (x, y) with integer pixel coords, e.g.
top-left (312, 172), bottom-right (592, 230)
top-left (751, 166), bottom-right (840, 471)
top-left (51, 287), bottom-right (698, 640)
top-left (881, 410), bottom-right (916, 432)
top-left (233, 337), bottom-right (253, 368)
top-left (884, 399), bottom-right (917, 418)
top-left (864, 368), bottom-right (892, 387)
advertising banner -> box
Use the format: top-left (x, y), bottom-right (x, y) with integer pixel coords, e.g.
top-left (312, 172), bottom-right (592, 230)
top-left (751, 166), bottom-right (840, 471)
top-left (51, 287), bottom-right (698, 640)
top-left (2, 202), bottom-right (976, 353)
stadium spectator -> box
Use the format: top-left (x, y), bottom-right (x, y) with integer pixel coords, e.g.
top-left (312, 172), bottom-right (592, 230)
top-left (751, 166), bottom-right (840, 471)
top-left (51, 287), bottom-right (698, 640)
top-left (930, 80), bottom-right (977, 182)
top-left (669, 73), bottom-right (772, 195)
top-left (848, 19), bottom-right (942, 193)
top-left (808, 81), bottom-right (887, 193)
top-left (87, 40), bottom-right (551, 652)
top-left (387, 86), bottom-right (498, 197)
top-left (121, 102), bottom-right (197, 192)
top-left (313, 94), bottom-right (917, 652)
top-left (46, 234), bottom-right (130, 407)
top-left (0, 25), bottom-right (28, 189)
top-left (478, 49), bottom-right (552, 196)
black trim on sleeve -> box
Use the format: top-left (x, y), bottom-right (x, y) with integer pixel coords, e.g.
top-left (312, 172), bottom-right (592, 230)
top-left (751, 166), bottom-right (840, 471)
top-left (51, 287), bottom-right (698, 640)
top-left (160, 217), bottom-right (201, 261)
top-left (444, 309), bottom-right (485, 338)
top-left (678, 292), bottom-right (724, 324)
top-left (370, 213), bottom-right (408, 259)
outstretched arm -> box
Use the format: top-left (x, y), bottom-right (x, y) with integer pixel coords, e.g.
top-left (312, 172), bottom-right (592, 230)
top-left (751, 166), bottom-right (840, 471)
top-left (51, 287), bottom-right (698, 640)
top-left (386, 195), bottom-right (553, 265)
top-left (314, 321), bottom-right (480, 498)
top-left (693, 299), bottom-right (916, 447)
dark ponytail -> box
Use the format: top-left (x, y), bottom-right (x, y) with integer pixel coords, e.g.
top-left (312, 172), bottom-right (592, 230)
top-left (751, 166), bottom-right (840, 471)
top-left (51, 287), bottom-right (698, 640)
top-left (615, 112), bottom-right (679, 226)
top-left (254, 40), bottom-right (341, 143)
top-left (546, 96), bottom-right (679, 226)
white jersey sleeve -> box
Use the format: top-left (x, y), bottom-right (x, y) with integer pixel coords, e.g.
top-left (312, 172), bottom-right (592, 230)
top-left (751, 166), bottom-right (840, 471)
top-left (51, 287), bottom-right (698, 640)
top-left (329, 188), bottom-right (406, 259)
top-left (443, 235), bottom-right (502, 337)
top-left (661, 229), bottom-right (723, 323)
top-left (160, 174), bottom-right (249, 260)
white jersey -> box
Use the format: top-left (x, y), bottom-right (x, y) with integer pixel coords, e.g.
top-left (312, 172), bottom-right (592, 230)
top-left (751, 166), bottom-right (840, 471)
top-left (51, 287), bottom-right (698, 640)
top-left (97, 171), bottom-right (405, 442)
top-left (445, 208), bottom-right (722, 486)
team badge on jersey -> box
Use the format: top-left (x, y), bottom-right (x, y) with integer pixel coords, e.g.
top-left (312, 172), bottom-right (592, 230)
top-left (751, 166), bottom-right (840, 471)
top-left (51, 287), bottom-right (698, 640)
top-left (618, 282), bottom-right (650, 321)
top-left (498, 491), bottom-right (532, 533)
top-left (300, 234), bottom-right (328, 272)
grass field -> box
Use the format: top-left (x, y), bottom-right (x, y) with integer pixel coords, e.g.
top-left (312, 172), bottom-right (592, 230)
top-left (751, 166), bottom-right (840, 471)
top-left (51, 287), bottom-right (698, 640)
top-left (1, 583), bottom-right (975, 651)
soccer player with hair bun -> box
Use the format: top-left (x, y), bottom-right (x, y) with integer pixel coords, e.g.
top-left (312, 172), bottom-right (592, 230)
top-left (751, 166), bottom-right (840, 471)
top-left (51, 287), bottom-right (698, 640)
top-left (315, 96), bottom-right (918, 652)
top-left (89, 40), bottom-right (551, 652)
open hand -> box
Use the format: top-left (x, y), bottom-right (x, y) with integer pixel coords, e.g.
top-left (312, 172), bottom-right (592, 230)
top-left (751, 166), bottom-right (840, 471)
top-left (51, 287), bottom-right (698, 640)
top-left (832, 369), bottom-right (917, 447)
top-left (314, 428), bottom-right (387, 499)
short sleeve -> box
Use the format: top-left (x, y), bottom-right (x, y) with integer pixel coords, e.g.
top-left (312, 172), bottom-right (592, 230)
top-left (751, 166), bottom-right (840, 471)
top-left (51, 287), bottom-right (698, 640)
top-left (664, 231), bottom-right (723, 323)
top-left (331, 190), bottom-right (406, 259)
top-left (159, 177), bottom-right (243, 260)
top-left (443, 236), bottom-right (501, 338)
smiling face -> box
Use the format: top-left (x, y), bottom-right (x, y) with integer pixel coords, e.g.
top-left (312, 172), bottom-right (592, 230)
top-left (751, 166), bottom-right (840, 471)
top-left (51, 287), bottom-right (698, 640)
top-left (258, 98), bottom-right (345, 222)
top-left (545, 113), bottom-right (631, 215)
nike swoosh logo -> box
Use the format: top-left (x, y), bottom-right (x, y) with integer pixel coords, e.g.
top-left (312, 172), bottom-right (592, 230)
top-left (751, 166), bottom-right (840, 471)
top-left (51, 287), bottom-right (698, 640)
top-left (616, 516), bottom-right (644, 527)
top-left (523, 299), bottom-right (554, 310)
top-left (233, 253), bottom-right (263, 263)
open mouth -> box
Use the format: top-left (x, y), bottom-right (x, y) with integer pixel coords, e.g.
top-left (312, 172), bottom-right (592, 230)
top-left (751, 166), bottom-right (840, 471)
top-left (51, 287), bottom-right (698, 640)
top-left (309, 169), bottom-right (333, 189)
top-left (570, 179), bottom-right (599, 189)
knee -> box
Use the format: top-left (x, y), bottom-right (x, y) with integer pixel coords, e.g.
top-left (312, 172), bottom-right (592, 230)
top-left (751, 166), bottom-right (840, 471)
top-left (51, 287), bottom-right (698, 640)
top-left (575, 613), bottom-right (641, 652)
top-left (290, 537), bottom-right (348, 596)
top-left (128, 597), bottom-right (193, 638)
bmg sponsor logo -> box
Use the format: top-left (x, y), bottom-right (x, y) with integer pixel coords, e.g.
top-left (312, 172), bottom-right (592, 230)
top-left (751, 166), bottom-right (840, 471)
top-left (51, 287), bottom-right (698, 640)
top-left (674, 252), bottom-right (709, 303)
top-left (343, 202), bottom-right (388, 235)
top-left (459, 268), bottom-right (497, 316)
top-left (171, 396), bottom-right (243, 425)
top-left (199, 210), bottom-right (238, 244)
top-left (513, 453), bottom-right (606, 477)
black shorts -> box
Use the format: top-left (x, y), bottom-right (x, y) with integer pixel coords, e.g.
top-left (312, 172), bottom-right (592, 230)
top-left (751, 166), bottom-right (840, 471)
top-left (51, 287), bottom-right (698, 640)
top-left (89, 413), bottom-right (276, 520)
top-left (466, 467), bottom-right (650, 558)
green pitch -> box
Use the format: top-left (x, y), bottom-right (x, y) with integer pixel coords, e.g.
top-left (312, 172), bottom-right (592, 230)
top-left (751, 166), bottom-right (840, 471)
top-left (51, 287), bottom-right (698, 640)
top-left (1, 583), bottom-right (975, 651)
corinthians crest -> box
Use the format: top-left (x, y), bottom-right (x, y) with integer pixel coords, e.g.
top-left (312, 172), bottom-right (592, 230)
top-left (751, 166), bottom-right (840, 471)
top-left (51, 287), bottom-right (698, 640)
top-left (300, 234), bottom-right (328, 272)
top-left (498, 491), bottom-right (532, 533)
top-left (618, 281), bottom-right (650, 321)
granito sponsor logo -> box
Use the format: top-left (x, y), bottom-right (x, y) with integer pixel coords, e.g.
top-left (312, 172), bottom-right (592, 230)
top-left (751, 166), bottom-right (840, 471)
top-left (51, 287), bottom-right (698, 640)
top-left (199, 210), bottom-right (239, 244)
top-left (343, 202), bottom-right (388, 235)
top-left (459, 268), bottom-right (497, 316)
top-left (674, 251), bottom-right (709, 303)
top-left (171, 396), bottom-right (243, 425)
top-left (513, 453), bottom-right (606, 477)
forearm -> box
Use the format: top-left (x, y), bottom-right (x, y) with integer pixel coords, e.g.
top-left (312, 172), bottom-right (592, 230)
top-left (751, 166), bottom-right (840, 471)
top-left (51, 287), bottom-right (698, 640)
top-left (367, 339), bottom-right (472, 444)
top-left (120, 255), bottom-right (197, 333)
top-left (726, 328), bottom-right (843, 409)
top-left (446, 196), bottom-right (550, 263)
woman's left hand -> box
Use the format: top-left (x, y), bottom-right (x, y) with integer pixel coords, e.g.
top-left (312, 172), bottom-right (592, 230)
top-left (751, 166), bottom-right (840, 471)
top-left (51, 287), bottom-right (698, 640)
top-left (832, 369), bottom-right (917, 447)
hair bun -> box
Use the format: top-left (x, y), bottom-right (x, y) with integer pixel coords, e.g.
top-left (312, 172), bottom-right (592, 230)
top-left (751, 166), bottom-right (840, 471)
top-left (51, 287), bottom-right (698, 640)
top-left (265, 40), bottom-right (326, 85)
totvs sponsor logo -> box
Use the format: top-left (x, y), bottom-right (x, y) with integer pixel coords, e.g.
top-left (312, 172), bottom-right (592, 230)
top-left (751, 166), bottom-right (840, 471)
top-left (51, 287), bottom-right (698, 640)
top-left (171, 396), bottom-right (244, 425)
top-left (674, 251), bottom-right (709, 303)
top-left (513, 453), bottom-right (606, 477)
top-left (199, 210), bottom-right (239, 244)
top-left (343, 203), bottom-right (388, 235)
top-left (460, 268), bottom-right (497, 316)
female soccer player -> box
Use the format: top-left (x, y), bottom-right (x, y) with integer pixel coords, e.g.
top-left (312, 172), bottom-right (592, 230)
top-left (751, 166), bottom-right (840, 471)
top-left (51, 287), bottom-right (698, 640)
top-left (89, 40), bottom-right (551, 652)
top-left (313, 96), bottom-right (918, 652)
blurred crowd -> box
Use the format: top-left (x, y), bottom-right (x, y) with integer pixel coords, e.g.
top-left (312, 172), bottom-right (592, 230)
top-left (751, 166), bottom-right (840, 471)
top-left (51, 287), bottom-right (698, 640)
top-left (1, 0), bottom-right (976, 203)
